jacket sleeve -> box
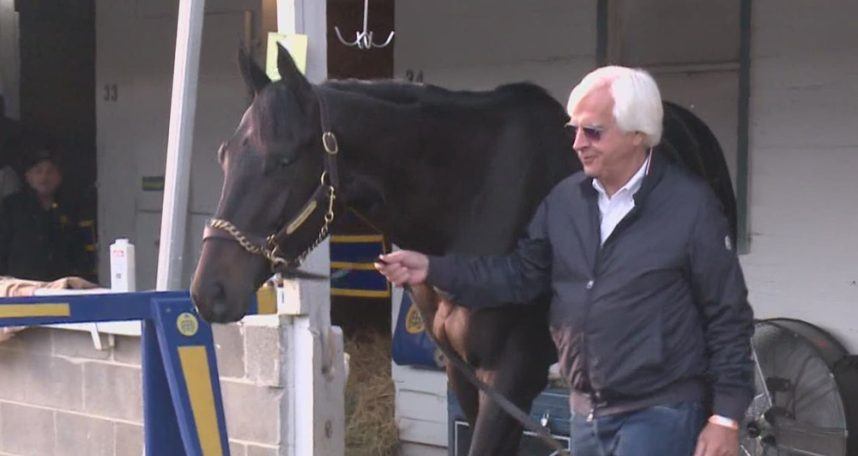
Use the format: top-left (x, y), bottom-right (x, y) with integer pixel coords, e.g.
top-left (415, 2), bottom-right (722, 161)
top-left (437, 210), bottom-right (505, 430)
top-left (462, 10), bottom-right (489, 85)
top-left (425, 200), bottom-right (552, 309)
top-left (688, 189), bottom-right (755, 421)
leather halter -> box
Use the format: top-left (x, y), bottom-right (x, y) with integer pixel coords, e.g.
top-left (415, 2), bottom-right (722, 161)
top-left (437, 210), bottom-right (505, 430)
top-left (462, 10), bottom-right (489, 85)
top-left (203, 89), bottom-right (339, 271)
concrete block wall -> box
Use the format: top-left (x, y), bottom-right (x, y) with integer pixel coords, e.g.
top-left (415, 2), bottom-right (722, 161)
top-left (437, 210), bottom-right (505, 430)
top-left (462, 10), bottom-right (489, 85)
top-left (0, 318), bottom-right (290, 456)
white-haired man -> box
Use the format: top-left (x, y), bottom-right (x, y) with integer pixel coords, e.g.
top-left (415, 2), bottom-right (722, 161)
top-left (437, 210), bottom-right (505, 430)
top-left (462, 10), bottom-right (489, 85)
top-left (376, 66), bottom-right (754, 456)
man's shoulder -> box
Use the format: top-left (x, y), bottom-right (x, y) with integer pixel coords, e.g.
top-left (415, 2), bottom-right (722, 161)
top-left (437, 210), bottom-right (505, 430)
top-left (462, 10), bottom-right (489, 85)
top-left (659, 161), bottom-right (716, 204)
top-left (546, 170), bottom-right (589, 200)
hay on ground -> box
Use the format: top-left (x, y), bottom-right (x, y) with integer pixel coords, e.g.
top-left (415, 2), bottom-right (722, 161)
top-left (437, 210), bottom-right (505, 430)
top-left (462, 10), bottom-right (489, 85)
top-left (344, 330), bottom-right (399, 456)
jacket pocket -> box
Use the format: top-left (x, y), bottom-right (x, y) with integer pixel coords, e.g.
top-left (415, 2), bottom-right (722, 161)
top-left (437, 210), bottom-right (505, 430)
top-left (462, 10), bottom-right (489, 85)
top-left (587, 310), bottom-right (665, 397)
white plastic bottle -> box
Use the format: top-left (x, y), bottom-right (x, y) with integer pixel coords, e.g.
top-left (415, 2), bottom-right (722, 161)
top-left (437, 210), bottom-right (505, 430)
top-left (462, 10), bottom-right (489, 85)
top-left (110, 238), bottom-right (136, 292)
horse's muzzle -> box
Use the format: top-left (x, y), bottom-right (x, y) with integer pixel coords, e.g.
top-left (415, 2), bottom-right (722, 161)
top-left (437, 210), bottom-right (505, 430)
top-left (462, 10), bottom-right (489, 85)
top-left (192, 280), bottom-right (239, 323)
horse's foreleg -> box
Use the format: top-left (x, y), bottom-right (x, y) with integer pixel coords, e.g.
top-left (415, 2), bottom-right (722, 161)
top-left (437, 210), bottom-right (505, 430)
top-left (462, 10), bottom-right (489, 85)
top-left (467, 325), bottom-right (553, 456)
top-left (409, 286), bottom-right (494, 449)
top-left (448, 362), bottom-right (480, 426)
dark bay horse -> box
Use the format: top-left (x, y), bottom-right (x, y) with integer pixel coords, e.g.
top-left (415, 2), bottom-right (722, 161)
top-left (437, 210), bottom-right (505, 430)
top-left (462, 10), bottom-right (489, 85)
top-left (191, 45), bottom-right (736, 455)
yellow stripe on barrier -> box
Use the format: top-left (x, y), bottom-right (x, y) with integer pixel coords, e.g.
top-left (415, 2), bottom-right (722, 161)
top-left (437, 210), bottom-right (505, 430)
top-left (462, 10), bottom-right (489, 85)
top-left (178, 346), bottom-right (223, 456)
top-left (256, 286), bottom-right (277, 314)
top-left (331, 288), bottom-right (391, 298)
top-left (0, 304), bottom-right (71, 319)
top-left (330, 234), bottom-right (384, 243)
top-left (330, 261), bottom-right (378, 271)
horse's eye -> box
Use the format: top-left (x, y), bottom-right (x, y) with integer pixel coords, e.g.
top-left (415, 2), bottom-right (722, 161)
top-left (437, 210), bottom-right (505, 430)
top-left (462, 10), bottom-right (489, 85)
top-left (280, 155), bottom-right (295, 168)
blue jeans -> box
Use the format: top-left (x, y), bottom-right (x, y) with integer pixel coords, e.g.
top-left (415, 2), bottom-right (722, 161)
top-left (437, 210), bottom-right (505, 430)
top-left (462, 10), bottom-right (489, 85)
top-left (569, 401), bottom-right (707, 456)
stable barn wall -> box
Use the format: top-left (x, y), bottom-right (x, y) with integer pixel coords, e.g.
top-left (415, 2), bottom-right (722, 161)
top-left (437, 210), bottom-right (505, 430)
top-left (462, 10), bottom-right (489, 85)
top-left (393, 0), bottom-right (598, 102)
top-left (741, 0), bottom-right (858, 352)
top-left (96, 0), bottom-right (270, 290)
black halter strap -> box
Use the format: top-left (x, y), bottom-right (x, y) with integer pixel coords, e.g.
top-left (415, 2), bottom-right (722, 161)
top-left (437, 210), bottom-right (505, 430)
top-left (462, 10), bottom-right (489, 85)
top-left (318, 90), bottom-right (340, 190)
top-left (267, 88), bottom-right (339, 248)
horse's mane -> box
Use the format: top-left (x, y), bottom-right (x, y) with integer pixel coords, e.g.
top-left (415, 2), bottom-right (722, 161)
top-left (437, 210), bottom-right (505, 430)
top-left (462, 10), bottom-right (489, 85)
top-left (320, 79), bottom-right (561, 112)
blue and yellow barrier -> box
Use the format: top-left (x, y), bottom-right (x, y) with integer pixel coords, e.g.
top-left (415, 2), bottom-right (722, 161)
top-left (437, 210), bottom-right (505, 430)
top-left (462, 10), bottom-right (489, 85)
top-left (0, 289), bottom-right (275, 456)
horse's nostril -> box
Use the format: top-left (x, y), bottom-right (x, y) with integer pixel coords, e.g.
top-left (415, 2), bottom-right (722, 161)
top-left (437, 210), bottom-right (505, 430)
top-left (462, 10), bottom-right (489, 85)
top-left (194, 281), bottom-right (230, 322)
top-left (211, 302), bottom-right (230, 322)
top-left (208, 282), bottom-right (230, 320)
top-left (212, 281), bottom-right (226, 301)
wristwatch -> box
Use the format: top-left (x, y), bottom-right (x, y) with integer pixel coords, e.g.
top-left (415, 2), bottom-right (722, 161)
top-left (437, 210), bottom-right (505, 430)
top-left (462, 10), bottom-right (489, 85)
top-left (708, 415), bottom-right (739, 430)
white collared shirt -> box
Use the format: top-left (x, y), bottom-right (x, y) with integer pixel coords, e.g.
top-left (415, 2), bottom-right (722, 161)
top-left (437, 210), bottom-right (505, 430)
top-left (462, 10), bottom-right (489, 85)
top-left (592, 154), bottom-right (651, 245)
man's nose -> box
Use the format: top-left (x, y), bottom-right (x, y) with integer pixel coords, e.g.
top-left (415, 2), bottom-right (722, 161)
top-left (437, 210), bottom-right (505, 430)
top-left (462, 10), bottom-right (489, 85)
top-left (572, 127), bottom-right (589, 150)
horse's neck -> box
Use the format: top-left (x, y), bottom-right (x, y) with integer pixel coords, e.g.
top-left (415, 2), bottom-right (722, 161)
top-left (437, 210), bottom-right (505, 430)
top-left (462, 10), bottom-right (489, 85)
top-left (326, 89), bottom-right (470, 253)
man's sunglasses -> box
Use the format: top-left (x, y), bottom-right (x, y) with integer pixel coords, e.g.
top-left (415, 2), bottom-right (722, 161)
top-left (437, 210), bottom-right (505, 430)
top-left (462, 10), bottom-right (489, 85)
top-left (565, 123), bottom-right (605, 142)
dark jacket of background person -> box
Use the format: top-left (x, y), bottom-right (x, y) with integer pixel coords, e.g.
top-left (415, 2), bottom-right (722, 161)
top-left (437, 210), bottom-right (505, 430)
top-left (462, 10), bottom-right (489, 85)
top-left (0, 187), bottom-right (85, 281)
top-left (427, 152), bottom-right (755, 422)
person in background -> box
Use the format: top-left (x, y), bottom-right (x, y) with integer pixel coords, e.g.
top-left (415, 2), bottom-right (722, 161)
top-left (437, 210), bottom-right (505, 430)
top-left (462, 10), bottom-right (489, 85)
top-left (0, 144), bottom-right (87, 281)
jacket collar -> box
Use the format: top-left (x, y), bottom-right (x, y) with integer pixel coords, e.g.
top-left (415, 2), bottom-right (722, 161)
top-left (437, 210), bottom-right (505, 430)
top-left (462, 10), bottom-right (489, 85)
top-left (577, 149), bottom-right (667, 208)
top-left (633, 149), bottom-right (667, 208)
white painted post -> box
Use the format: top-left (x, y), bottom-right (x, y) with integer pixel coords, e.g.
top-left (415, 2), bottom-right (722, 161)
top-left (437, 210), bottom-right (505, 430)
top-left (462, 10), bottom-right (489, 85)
top-left (0, 0), bottom-right (20, 119)
top-left (280, 246), bottom-right (345, 456)
top-left (274, 2), bottom-right (344, 455)
top-left (276, 0), bottom-right (328, 83)
top-left (156, 0), bottom-right (205, 291)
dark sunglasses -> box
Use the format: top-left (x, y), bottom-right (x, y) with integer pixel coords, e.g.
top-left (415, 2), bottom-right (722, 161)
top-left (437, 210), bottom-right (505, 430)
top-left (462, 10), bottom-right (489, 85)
top-left (565, 123), bottom-right (605, 142)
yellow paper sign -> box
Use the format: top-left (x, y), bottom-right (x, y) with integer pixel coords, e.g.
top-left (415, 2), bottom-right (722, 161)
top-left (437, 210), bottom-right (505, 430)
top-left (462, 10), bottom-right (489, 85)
top-left (266, 32), bottom-right (309, 80)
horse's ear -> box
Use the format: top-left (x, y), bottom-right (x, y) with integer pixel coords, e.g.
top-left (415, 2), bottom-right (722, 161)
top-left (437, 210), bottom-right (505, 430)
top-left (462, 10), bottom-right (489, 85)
top-left (238, 47), bottom-right (270, 96)
top-left (276, 43), bottom-right (312, 94)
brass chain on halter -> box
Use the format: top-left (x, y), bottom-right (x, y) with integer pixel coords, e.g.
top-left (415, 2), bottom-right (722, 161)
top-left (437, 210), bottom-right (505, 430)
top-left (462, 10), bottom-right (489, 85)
top-left (208, 218), bottom-right (272, 257)
top-left (208, 218), bottom-right (287, 267)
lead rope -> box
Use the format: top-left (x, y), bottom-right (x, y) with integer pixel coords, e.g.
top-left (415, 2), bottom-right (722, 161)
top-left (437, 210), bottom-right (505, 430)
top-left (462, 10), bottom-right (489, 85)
top-left (402, 284), bottom-right (571, 456)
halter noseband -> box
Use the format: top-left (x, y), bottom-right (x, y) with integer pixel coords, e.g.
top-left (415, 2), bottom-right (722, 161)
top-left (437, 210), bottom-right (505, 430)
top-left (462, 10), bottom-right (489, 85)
top-left (203, 89), bottom-right (339, 271)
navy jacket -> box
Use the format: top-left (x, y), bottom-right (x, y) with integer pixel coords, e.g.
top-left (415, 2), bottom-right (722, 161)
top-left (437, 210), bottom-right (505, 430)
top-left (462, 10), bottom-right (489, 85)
top-left (0, 189), bottom-right (86, 281)
top-left (427, 152), bottom-right (755, 421)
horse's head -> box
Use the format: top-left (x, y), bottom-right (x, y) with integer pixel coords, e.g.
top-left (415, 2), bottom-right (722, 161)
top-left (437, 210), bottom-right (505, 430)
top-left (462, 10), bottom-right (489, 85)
top-left (191, 45), bottom-right (331, 322)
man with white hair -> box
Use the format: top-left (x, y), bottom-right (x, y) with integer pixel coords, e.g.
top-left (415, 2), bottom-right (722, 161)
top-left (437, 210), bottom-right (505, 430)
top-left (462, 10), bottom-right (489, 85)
top-left (376, 66), bottom-right (754, 455)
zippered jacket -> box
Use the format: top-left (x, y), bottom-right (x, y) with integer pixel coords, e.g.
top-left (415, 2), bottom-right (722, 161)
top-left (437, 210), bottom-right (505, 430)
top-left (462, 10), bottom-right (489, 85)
top-left (427, 151), bottom-right (755, 421)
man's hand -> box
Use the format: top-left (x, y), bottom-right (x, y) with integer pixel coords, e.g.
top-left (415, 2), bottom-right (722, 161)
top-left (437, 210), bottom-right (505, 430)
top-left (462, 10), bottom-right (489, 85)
top-left (694, 422), bottom-right (739, 456)
top-left (374, 250), bottom-right (429, 286)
